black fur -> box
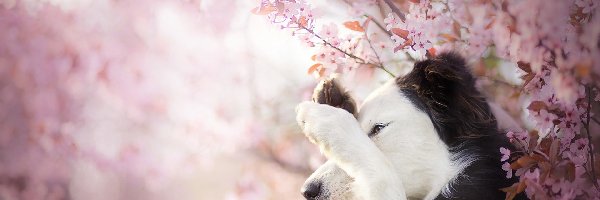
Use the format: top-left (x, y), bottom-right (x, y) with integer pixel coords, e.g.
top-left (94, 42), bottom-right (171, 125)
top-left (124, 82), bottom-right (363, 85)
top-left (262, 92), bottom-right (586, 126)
top-left (397, 52), bottom-right (523, 199)
top-left (312, 78), bottom-right (358, 118)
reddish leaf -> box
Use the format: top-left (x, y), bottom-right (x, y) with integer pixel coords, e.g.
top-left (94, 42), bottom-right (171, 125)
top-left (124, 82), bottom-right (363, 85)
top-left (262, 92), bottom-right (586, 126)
top-left (391, 28), bottom-right (409, 40)
top-left (307, 63), bottom-right (322, 75)
top-left (317, 67), bottom-right (325, 77)
top-left (521, 73), bottom-right (535, 88)
top-left (539, 137), bottom-right (552, 155)
top-left (250, 6), bottom-right (277, 15)
top-left (527, 101), bottom-right (547, 112)
top-left (298, 16), bottom-right (308, 27)
top-left (427, 47), bottom-right (437, 57)
top-left (452, 21), bottom-right (461, 37)
top-left (575, 61), bottom-right (592, 78)
top-left (501, 180), bottom-right (526, 200)
top-left (310, 55), bottom-right (317, 61)
top-left (393, 39), bottom-right (412, 52)
top-left (517, 61), bottom-right (532, 73)
top-left (538, 161), bottom-right (552, 183)
top-left (528, 130), bottom-right (539, 152)
top-left (408, 0), bottom-right (420, 3)
top-left (515, 180), bottom-right (527, 197)
top-left (343, 21), bottom-right (365, 32)
top-left (549, 138), bottom-right (559, 163)
top-left (511, 156), bottom-right (537, 169)
top-left (566, 162), bottom-right (576, 181)
top-left (439, 33), bottom-right (458, 42)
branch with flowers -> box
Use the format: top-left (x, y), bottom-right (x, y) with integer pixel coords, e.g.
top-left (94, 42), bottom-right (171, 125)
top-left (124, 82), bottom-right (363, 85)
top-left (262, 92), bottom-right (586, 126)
top-left (253, 0), bottom-right (600, 199)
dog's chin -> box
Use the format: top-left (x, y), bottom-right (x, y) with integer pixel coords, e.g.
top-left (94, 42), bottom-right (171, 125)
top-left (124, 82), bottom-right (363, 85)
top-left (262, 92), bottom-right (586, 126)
top-left (312, 190), bottom-right (355, 200)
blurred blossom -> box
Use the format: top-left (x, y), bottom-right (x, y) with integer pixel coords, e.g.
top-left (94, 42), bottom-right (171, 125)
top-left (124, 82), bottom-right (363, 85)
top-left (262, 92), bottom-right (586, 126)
top-left (0, 0), bottom-right (320, 199)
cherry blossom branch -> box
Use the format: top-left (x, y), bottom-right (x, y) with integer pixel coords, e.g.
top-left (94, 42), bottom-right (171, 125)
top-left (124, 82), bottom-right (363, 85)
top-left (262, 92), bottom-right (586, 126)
top-left (363, 15), bottom-right (416, 62)
top-left (365, 15), bottom-right (392, 37)
top-left (339, 0), bottom-right (414, 63)
top-left (362, 22), bottom-right (388, 76)
top-left (584, 85), bottom-right (599, 189)
top-left (299, 25), bottom-right (396, 77)
top-left (383, 0), bottom-right (406, 22)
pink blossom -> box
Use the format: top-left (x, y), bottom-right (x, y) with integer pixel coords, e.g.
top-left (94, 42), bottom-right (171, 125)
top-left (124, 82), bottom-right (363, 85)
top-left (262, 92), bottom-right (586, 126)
top-left (569, 138), bottom-right (589, 155)
top-left (500, 147), bottom-right (511, 162)
top-left (298, 34), bottom-right (315, 47)
top-left (551, 71), bottom-right (581, 105)
top-left (319, 23), bottom-right (338, 40)
top-left (502, 162), bottom-right (513, 178)
top-left (534, 109), bottom-right (557, 135)
top-left (576, 0), bottom-right (598, 14)
top-left (383, 13), bottom-right (399, 31)
top-left (524, 168), bottom-right (540, 182)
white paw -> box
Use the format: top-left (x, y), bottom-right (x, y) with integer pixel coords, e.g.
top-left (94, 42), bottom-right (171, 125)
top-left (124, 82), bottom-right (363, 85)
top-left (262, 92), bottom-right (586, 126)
top-left (295, 101), bottom-right (358, 151)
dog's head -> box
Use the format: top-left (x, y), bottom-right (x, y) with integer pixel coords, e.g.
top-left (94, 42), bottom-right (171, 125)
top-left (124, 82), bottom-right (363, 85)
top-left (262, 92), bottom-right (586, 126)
top-left (301, 52), bottom-right (496, 199)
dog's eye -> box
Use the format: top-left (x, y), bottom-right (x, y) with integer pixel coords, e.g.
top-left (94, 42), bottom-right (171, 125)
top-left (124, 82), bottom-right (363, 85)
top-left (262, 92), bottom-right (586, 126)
top-left (369, 122), bottom-right (390, 137)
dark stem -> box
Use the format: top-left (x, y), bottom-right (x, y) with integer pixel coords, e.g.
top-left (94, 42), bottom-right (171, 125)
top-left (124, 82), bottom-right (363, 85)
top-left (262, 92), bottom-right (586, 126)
top-left (383, 0), bottom-right (406, 22)
top-left (585, 85), bottom-right (599, 189)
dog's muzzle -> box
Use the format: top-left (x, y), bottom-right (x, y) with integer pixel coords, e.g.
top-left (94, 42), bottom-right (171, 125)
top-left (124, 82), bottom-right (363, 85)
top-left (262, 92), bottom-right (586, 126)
top-left (301, 180), bottom-right (322, 199)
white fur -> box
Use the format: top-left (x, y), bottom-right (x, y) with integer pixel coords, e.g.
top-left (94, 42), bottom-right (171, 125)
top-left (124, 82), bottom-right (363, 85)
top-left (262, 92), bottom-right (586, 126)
top-left (296, 80), bottom-right (473, 200)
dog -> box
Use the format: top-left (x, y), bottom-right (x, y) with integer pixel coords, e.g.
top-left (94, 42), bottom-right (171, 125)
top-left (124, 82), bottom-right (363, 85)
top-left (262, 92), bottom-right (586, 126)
top-left (295, 52), bottom-right (519, 200)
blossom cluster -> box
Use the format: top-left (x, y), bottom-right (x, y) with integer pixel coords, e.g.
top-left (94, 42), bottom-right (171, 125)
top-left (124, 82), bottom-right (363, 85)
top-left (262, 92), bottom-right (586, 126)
top-left (254, 0), bottom-right (396, 78)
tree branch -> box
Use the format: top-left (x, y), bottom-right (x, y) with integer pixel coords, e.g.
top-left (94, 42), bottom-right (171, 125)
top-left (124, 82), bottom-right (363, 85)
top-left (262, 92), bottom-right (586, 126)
top-left (363, 15), bottom-right (415, 62)
top-left (299, 25), bottom-right (395, 77)
top-left (383, 0), bottom-right (406, 22)
top-left (584, 85), bottom-right (599, 189)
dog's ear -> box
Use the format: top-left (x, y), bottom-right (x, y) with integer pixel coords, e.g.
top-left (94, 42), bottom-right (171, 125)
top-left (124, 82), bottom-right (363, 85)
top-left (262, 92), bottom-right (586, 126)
top-left (397, 52), bottom-right (496, 143)
top-left (413, 52), bottom-right (473, 107)
top-left (312, 77), bottom-right (357, 118)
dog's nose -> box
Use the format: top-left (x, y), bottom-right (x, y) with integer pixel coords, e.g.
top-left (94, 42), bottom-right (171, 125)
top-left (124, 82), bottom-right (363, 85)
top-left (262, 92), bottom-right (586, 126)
top-left (301, 181), bottom-right (322, 199)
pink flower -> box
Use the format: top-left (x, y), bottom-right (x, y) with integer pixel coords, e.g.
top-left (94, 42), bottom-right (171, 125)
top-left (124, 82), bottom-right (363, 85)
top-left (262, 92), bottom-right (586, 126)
top-left (576, 0), bottom-right (598, 14)
top-left (502, 162), bottom-right (512, 178)
top-left (319, 23), bottom-right (338, 40)
top-left (298, 34), bottom-right (314, 47)
top-left (551, 71), bottom-right (581, 105)
top-left (384, 13), bottom-right (399, 31)
top-left (500, 147), bottom-right (510, 162)
top-left (534, 109), bottom-right (557, 135)
top-left (569, 138), bottom-right (589, 155)
top-left (524, 168), bottom-right (540, 181)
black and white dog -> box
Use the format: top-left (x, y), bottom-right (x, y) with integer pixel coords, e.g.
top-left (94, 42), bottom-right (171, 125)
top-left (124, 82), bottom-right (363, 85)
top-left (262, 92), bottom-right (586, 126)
top-left (296, 52), bottom-right (520, 199)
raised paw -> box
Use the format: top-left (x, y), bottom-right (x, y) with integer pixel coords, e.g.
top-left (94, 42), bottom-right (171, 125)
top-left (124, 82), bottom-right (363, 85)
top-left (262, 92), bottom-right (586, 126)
top-left (295, 101), bottom-right (359, 151)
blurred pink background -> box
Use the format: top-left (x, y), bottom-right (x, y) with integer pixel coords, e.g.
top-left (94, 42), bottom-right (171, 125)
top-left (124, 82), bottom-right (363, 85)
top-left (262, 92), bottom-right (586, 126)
top-left (0, 0), bottom-right (394, 199)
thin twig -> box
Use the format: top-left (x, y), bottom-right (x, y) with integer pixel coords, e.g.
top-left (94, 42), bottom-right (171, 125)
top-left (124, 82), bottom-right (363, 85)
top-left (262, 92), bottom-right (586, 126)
top-left (365, 15), bottom-right (393, 37)
top-left (299, 25), bottom-right (395, 77)
top-left (383, 0), bottom-right (406, 22)
top-left (363, 15), bottom-right (416, 62)
top-left (584, 85), bottom-right (599, 189)
top-left (363, 24), bottom-right (388, 76)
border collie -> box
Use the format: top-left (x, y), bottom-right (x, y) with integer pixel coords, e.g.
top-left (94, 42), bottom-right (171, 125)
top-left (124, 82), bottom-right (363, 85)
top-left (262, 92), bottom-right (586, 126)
top-left (295, 52), bottom-right (520, 199)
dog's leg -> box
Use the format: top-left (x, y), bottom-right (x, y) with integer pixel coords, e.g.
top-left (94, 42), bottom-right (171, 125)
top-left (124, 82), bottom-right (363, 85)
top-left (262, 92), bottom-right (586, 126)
top-left (296, 101), bottom-right (407, 200)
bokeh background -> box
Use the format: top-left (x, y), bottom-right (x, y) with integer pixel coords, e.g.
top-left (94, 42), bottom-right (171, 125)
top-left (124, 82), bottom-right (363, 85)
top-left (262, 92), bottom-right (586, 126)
top-left (0, 0), bottom-right (396, 199)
